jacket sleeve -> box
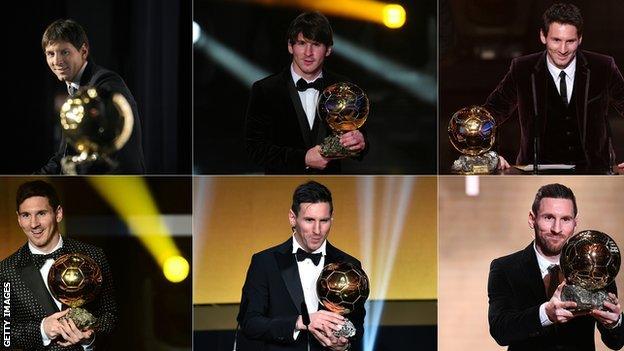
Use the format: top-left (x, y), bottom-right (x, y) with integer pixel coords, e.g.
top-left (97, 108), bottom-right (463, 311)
top-left (484, 59), bottom-right (520, 126)
top-left (239, 254), bottom-right (299, 344)
top-left (89, 248), bottom-right (118, 345)
top-left (244, 82), bottom-right (307, 172)
top-left (487, 258), bottom-right (543, 346)
top-left (596, 282), bottom-right (624, 350)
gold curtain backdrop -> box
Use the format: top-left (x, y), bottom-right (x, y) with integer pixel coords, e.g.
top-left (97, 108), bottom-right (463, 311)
top-left (193, 176), bottom-right (437, 304)
top-left (439, 176), bottom-right (624, 351)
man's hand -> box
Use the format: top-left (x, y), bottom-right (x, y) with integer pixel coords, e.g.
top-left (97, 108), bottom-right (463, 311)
top-left (305, 146), bottom-right (330, 170)
top-left (297, 310), bottom-right (348, 348)
top-left (591, 293), bottom-right (622, 328)
top-left (339, 131), bottom-right (365, 152)
top-left (497, 155), bottom-right (511, 170)
top-left (618, 162), bottom-right (624, 171)
top-left (545, 282), bottom-right (577, 324)
top-left (43, 310), bottom-right (94, 346)
top-left (43, 310), bottom-right (71, 340)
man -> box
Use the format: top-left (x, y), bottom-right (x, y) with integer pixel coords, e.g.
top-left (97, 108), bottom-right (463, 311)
top-left (245, 12), bottom-right (367, 174)
top-left (37, 19), bottom-right (145, 174)
top-left (237, 181), bottom-right (365, 350)
top-left (488, 183), bottom-right (624, 350)
top-left (484, 3), bottom-right (624, 173)
top-left (0, 180), bottom-right (117, 350)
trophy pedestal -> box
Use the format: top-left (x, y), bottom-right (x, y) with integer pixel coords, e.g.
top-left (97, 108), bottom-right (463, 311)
top-left (61, 307), bottom-right (98, 331)
top-left (333, 318), bottom-right (356, 338)
top-left (562, 285), bottom-right (615, 314)
top-left (320, 135), bottom-right (358, 158)
top-left (61, 153), bottom-right (117, 175)
top-left (451, 151), bottom-right (499, 174)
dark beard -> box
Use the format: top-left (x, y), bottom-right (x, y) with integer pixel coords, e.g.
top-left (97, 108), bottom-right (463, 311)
top-left (535, 228), bottom-right (563, 257)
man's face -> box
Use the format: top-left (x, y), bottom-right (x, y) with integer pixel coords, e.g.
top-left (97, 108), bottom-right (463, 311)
top-left (44, 41), bottom-right (88, 82)
top-left (540, 22), bottom-right (582, 69)
top-left (288, 33), bottom-right (332, 80)
top-left (17, 196), bottom-right (63, 253)
top-left (529, 197), bottom-right (577, 257)
top-left (289, 202), bottom-right (332, 252)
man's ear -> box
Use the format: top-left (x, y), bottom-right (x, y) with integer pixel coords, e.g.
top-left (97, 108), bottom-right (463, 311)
top-left (80, 43), bottom-right (89, 60)
top-left (55, 206), bottom-right (64, 223)
top-left (539, 29), bottom-right (547, 45)
top-left (325, 46), bottom-right (332, 57)
top-left (528, 211), bottom-right (536, 229)
top-left (288, 209), bottom-right (296, 228)
top-left (288, 42), bottom-right (294, 55)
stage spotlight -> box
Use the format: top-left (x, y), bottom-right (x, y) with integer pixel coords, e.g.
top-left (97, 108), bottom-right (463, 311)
top-left (382, 4), bottom-right (406, 28)
top-left (193, 21), bottom-right (201, 44)
top-left (163, 255), bottom-right (190, 283)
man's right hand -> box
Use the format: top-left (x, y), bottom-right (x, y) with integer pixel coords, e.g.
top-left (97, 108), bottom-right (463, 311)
top-left (305, 146), bottom-right (330, 170)
top-left (43, 309), bottom-right (70, 340)
top-left (545, 282), bottom-right (578, 324)
top-left (43, 310), bottom-right (93, 345)
top-left (498, 155), bottom-right (511, 170)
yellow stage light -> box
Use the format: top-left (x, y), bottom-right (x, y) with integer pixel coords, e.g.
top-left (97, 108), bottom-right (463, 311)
top-left (382, 4), bottom-right (406, 29)
top-left (163, 255), bottom-right (190, 283)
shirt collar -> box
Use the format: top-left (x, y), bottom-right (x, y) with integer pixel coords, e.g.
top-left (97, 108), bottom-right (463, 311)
top-left (29, 235), bottom-right (64, 255)
top-left (290, 63), bottom-right (323, 85)
top-left (292, 234), bottom-right (327, 255)
top-left (533, 241), bottom-right (559, 276)
top-left (65, 61), bottom-right (88, 90)
top-left (546, 54), bottom-right (576, 81)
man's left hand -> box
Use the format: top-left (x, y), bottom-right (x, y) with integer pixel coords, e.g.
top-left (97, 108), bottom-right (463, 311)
top-left (591, 293), bottom-right (622, 328)
top-left (320, 323), bottom-right (350, 351)
top-left (56, 318), bottom-right (94, 347)
top-left (339, 131), bottom-right (365, 152)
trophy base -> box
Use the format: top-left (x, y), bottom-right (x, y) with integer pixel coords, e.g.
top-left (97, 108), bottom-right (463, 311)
top-left (61, 153), bottom-right (117, 175)
top-left (561, 285), bottom-right (616, 314)
top-left (320, 135), bottom-right (358, 158)
top-left (333, 318), bottom-right (356, 338)
top-left (451, 151), bottom-right (499, 174)
top-left (61, 307), bottom-right (98, 331)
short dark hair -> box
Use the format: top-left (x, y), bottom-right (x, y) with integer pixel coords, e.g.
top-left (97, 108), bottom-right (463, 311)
top-left (42, 19), bottom-right (90, 52)
top-left (16, 180), bottom-right (61, 212)
top-left (287, 11), bottom-right (333, 47)
top-left (291, 181), bottom-right (333, 215)
top-left (542, 3), bottom-right (583, 36)
top-left (531, 183), bottom-right (578, 217)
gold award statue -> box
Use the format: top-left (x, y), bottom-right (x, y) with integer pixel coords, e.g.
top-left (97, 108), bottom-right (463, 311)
top-left (317, 82), bottom-right (369, 158)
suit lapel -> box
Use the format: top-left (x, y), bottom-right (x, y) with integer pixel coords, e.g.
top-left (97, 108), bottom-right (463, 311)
top-left (324, 241), bottom-right (345, 265)
top-left (531, 52), bottom-right (548, 136)
top-left (275, 239), bottom-right (304, 314)
top-left (16, 246), bottom-right (60, 316)
top-left (520, 243), bottom-right (548, 302)
top-left (574, 52), bottom-right (590, 150)
top-left (284, 70), bottom-right (313, 147)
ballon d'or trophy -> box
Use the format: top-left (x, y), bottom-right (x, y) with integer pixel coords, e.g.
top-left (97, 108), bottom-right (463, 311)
top-left (317, 82), bottom-right (369, 158)
top-left (48, 253), bottom-right (103, 330)
top-left (560, 230), bottom-right (621, 314)
top-left (59, 87), bottom-right (134, 174)
top-left (316, 262), bottom-right (369, 338)
top-left (448, 105), bottom-right (499, 174)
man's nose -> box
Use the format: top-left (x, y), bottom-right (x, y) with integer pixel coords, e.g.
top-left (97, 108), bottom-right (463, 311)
top-left (30, 217), bottom-right (40, 228)
top-left (552, 219), bottom-right (562, 234)
top-left (312, 221), bottom-right (321, 234)
top-left (304, 44), bottom-right (313, 55)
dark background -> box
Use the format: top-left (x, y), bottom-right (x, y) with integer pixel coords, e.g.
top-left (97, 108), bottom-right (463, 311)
top-left (194, 0), bottom-right (437, 174)
top-left (439, 0), bottom-right (624, 173)
top-left (3, 0), bottom-right (191, 174)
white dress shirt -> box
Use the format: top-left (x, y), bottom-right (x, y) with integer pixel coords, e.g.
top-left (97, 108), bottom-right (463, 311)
top-left (31, 236), bottom-right (94, 350)
top-left (290, 64), bottom-right (323, 130)
top-left (546, 55), bottom-right (576, 104)
top-left (292, 235), bottom-right (326, 340)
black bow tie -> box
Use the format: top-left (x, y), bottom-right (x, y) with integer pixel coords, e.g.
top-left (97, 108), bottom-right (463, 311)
top-left (296, 248), bottom-right (323, 266)
top-left (31, 247), bottom-right (66, 269)
top-left (296, 78), bottom-right (325, 92)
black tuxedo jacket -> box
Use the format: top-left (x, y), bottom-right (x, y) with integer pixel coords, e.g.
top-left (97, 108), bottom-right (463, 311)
top-left (245, 68), bottom-right (364, 174)
top-left (488, 243), bottom-right (624, 350)
top-left (0, 237), bottom-right (118, 350)
top-left (484, 50), bottom-right (624, 171)
top-left (237, 239), bottom-right (365, 351)
top-left (37, 61), bottom-right (146, 174)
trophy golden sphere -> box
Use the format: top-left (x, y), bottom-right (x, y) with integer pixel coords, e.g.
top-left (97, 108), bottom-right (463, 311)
top-left (317, 82), bottom-right (369, 133)
top-left (48, 253), bottom-right (103, 308)
top-left (561, 230), bottom-right (621, 291)
top-left (316, 262), bottom-right (369, 315)
top-left (60, 87), bottom-right (133, 156)
top-left (448, 105), bottom-right (496, 156)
